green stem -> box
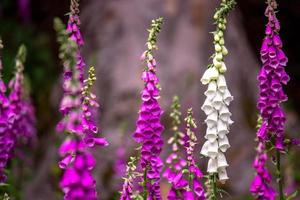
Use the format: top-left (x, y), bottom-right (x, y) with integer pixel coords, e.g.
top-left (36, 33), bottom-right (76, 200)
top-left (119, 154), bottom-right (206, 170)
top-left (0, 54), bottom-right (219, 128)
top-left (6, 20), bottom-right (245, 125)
top-left (209, 173), bottom-right (217, 200)
top-left (143, 169), bottom-right (148, 200)
top-left (276, 150), bottom-right (285, 200)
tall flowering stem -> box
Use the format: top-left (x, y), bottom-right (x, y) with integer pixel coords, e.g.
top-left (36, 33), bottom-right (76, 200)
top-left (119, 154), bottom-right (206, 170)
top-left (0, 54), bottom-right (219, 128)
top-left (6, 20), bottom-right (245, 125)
top-left (55, 16), bottom-right (108, 199)
top-left (0, 42), bottom-right (36, 183)
top-left (9, 45), bottom-right (36, 143)
top-left (120, 156), bottom-right (138, 200)
top-left (200, 0), bottom-right (235, 198)
top-left (132, 17), bottom-right (164, 200)
top-left (163, 96), bottom-right (187, 199)
top-left (253, 0), bottom-right (290, 199)
top-left (250, 117), bottom-right (276, 200)
top-left (0, 38), bottom-right (12, 183)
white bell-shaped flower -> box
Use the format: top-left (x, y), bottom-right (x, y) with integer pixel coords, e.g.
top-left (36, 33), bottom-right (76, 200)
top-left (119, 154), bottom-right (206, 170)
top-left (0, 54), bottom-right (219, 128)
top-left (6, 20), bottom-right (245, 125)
top-left (212, 91), bottom-right (223, 110)
top-left (207, 140), bottom-right (218, 158)
top-left (204, 81), bottom-right (217, 99)
top-left (217, 75), bottom-right (227, 93)
top-left (217, 151), bottom-right (228, 168)
top-left (219, 105), bottom-right (231, 122)
top-left (201, 67), bottom-right (219, 85)
top-left (205, 110), bottom-right (218, 128)
top-left (200, 140), bottom-right (209, 157)
top-left (218, 167), bottom-right (229, 181)
top-left (201, 98), bottom-right (214, 115)
top-left (207, 158), bottom-right (218, 173)
top-left (218, 135), bottom-right (230, 152)
top-left (223, 89), bottom-right (233, 106)
top-left (219, 62), bottom-right (227, 73)
top-left (217, 120), bottom-right (228, 139)
top-left (205, 126), bottom-right (218, 142)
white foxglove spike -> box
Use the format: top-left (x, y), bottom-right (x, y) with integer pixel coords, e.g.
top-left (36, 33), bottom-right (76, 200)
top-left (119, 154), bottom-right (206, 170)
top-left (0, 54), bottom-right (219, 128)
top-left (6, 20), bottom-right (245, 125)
top-left (205, 110), bottom-right (218, 128)
top-left (207, 158), bottom-right (218, 173)
top-left (212, 91), bottom-right (223, 110)
top-left (201, 67), bottom-right (219, 85)
top-left (204, 81), bottom-right (217, 99)
top-left (219, 105), bottom-right (231, 122)
top-left (201, 98), bottom-right (214, 115)
top-left (219, 62), bottom-right (227, 73)
top-left (217, 120), bottom-right (228, 139)
top-left (205, 127), bottom-right (218, 142)
top-left (223, 89), bottom-right (233, 106)
top-left (207, 140), bottom-right (218, 158)
top-left (217, 75), bottom-right (227, 93)
top-left (218, 167), bottom-right (229, 181)
top-left (218, 135), bottom-right (230, 152)
top-left (217, 152), bottom-right (228, 168)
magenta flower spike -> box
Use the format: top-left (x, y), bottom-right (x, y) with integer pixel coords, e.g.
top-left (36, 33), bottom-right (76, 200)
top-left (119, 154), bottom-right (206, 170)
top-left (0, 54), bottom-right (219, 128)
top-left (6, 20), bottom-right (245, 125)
top-left (251, 1), bottom-right (291, 199)
top-left (131, 17), bottom-right (164, 200)
top-left (55, 8), bottom-right (108, 199)
top-left (256, 0), bottom-right (289, 150)
top-left (164, 107), bottom-right (205, 200)
top-left (163, 96), bottom-right (187, 199)
top-left (0, 40), bottom-right (13, 183)
top-left (8, 45), bottom-right (36, 143)
top-left (0, 43), bottom-right (36, 183)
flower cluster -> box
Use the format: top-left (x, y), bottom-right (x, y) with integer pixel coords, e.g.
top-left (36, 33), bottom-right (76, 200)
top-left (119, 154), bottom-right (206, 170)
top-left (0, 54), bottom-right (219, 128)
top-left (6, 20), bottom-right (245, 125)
top-left (173, 108), bottom-right (206, 200)
top-left (163, 96), bottom-right (187, 199)
top-left (67, 0), bottom-right (85, 84)
top-left (200, 0), bottom-right (235, 182)
top-left (55, 10), bottom-right (108, 198)
top-left (120, 156), bottom-right (138, 200)
top-left (132, 17), bottom-right (164, 199)
top-left (0, 40), bottom-right (13, 183)
top-left (250, 124), bottom-right (275, 200)
top-left (0, 44), bottom-right (36, 183)
top-left (256, 0), bottom-right (289, 150)
top-left (9, 45), bottom-right (36, 143)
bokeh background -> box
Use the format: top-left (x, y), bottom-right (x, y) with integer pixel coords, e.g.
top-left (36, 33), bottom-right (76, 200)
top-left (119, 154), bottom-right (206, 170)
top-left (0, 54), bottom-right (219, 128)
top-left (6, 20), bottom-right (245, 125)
top-left (0, 0), bottom-right (299, 199)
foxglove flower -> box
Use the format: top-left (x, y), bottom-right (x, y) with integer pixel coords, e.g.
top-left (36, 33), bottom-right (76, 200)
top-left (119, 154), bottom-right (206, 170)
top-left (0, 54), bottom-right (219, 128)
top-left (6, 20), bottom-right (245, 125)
top-left (256, 0), bottom-right (289, 151)
top-left (120, 157), bottom-right (138, 200)
top-left (163, 96), bottom-right (187, 199)
top-left (178, 108), bottom-right (206, 200)
top-left (0, 40), bottom-right (13, 183)
top-left (250, 132), bottom-right (275, 200)
top-left (8, 45), bottom-right (36, 143)
top-left (200, 0), bottom-right (235, 183)
top-left (132, 17), bottom-right (164, 200)
top-left (55, 12), bottom-right (108, 199)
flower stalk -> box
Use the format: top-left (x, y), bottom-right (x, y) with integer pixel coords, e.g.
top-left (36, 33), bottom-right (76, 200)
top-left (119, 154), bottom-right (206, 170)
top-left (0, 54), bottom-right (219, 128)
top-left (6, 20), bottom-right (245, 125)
top-left (200, 0), bottom-right (235, 197)
top-left (132, 17), bottom-right (164, 200)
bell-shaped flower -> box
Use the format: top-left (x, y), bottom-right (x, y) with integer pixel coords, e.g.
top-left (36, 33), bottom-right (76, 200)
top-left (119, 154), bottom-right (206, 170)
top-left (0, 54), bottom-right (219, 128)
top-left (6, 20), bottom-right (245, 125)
top-left (219, 105), bottom-right (231, 122)
top-left (217, 151), bottom-right (228, 168)
top-left (205, 110), bottom-right (218, 128)
top-left (212, 91), bottom-right (223, 110)
top-left (200, 67), bottom-right (219, 85)
top-left (204, 81), bottom-right (217, 99)
top-left (218, 135), bottom-right (230, 152)
top-left (222, 88), bottom-right (233, 105)
top-left (207, 158), bottom-right (218, 173)
top-left (201, 98), bottom-right (214, 115)
top-left (217, 75), bottom-right (227, 93)
top-left (205, 126), bottom-right (218, 142)
top-left (217, 120), bottom-right (229, 139)
top-left (218, 167), bottom-right (229, 181)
